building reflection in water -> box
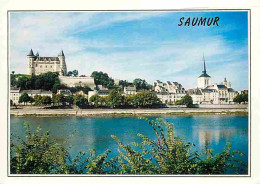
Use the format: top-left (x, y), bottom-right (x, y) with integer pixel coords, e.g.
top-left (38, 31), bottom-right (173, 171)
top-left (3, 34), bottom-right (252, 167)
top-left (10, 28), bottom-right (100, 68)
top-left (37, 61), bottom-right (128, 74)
top-left (197, 128), bottom-right (238, 149)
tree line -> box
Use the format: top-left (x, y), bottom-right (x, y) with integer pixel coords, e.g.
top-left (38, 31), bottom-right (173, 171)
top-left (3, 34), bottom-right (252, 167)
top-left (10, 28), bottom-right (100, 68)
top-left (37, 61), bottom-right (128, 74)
top-left (89, 90), bottom-right (161, 108)
top-left (16, 89), bottom-right (162, 109)
top-left (233, 93), bottom-right (248, 104)
top-left (11, 71), bottom-right (153, 93)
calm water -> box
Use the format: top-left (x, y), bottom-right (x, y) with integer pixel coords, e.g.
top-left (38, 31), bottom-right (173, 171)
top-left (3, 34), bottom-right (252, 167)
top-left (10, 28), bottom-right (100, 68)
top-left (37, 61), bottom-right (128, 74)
top-left (10, 115), bottom-right (248, 172)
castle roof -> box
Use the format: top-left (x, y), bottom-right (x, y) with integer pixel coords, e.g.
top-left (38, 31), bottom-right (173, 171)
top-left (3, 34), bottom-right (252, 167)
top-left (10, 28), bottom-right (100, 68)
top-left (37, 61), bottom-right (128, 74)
top-left (27, 49), bottom-right (34, 56)
top-left (59, 50), bottom-right (65, 56)
top-left (36, 57), bottom-right (59, 61)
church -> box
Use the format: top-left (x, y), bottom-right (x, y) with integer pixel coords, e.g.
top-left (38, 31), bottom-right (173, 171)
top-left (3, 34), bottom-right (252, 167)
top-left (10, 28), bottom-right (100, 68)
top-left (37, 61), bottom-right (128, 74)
top-left (27, 49), bottom-right (67, 76)
top-left (188, 56), bottom-right (237, 104)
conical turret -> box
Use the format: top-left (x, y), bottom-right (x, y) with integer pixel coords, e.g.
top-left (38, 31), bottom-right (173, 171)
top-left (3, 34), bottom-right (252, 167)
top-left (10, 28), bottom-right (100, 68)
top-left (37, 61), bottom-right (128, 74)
top-left (27, 49), bottom-right (34, 57)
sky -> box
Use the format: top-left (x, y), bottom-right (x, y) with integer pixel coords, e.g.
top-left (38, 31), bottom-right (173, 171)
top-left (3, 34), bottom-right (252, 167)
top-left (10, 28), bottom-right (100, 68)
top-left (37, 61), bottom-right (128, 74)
top-left (9, 11), bottom-right (249, 90)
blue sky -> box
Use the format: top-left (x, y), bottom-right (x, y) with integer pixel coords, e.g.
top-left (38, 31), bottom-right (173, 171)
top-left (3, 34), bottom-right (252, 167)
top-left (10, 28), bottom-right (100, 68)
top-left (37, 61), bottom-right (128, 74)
top-left (9, 11), bottom-right (249, 90)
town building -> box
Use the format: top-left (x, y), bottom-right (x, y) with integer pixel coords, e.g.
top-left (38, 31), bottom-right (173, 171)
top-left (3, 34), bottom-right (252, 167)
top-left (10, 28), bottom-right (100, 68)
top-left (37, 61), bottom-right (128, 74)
top-left (154, 80), bottom-right (186, 104)
top-left (27, 49), bottom-right (67, 76)
top-left (59, 76), bottom-right (95, 89)
top-left (188, 57), bottom-right (237, 104)
top-left (10, 88), bottom-right (53, 105)
top-left (123, 86), bottom-right (137, 96)
top-left (10, 87), bottom-right (20, 105)
top-left (88, 86), bottom-right (110, 101)
top-left (21, 89), bottom-right (53, 98)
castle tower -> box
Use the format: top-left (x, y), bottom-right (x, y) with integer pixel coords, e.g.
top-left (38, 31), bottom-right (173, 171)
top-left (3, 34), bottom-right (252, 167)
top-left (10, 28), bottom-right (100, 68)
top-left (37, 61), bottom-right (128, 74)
top-left (197, 55), bottom-right (211, 89)
top-left (58, 50), bottom-right (67, 76)
top-left (27, 49), bottom-right (35, 75)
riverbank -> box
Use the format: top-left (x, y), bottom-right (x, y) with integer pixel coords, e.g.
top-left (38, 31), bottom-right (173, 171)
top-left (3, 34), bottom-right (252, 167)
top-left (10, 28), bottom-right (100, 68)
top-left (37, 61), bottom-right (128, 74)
top-left (10, 107), bottom-right (248, 117)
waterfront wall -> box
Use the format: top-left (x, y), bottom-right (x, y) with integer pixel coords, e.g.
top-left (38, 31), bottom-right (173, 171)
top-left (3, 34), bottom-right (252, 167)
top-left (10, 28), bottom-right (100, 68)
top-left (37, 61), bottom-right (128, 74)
top-left (59, 76), bottom-right (95, 89)
top-left (193, 104), bottom-right (248, 109)
top-left (10, 108), bottom-right (248, 117)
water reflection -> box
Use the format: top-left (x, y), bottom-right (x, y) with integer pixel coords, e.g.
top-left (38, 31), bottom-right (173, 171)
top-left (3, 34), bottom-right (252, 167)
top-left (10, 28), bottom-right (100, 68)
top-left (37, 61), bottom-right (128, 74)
top-left (10, 116), bottom-right (248, 162)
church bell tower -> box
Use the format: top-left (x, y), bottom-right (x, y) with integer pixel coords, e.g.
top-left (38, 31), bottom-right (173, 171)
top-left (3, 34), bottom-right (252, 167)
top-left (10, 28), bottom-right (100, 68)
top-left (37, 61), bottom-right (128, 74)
top-left (197, 55), bottom-right (211, 89)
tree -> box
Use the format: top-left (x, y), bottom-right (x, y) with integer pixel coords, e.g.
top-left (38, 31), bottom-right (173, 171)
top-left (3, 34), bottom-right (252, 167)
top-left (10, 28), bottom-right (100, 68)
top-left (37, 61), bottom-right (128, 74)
top-left (29, 96), bottom-right (35, 105)
top-left (132, 91), bottom-right (161, 108)
top-left (73, 95), bottom-right (88, 108)
top-left (67, 71), bottom-right (73, 76)
top-left (64, 95), bottom-right (74, 106)
top-left (17, 76), bottom-right (32, 90)
top-left (19, 93), bottom-right (30, 105)
top-left (181, 94), bottom-right (193, 108)
top-left (107, 89), bottom-right (122, 108)
top-left (11, 73), bottom-right (18, 87)
top-left (89, 94), bottom-right (107, 108)
top-left (53, 94), bottom-right (65, 106)
top-left (91, 71), bottom-right (115, 89)
top-left (233, 94), bottom-right (248, 104)
top-left (42, 96), bottom-right (52, 106)
top-left (175, 95), bottom-right (193, 108)
top-left (72, 70), bottom-right (79, 77)
top-left (34, 95), bottom-right (43, 105)
top-left (133, 78), bottom-right (152, 90)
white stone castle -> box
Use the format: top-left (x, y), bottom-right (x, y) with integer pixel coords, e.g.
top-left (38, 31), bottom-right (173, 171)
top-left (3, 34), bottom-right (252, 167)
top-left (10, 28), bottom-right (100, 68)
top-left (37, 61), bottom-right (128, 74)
top-left (27, 49), bottom-right (67, 76)
top-left (26, 49), bottom-right (95, 89)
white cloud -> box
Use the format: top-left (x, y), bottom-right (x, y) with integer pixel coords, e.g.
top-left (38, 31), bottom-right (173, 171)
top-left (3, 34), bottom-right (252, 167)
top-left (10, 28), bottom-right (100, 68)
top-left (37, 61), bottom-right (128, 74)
top-left (9, 12), bottom-right (248, 91)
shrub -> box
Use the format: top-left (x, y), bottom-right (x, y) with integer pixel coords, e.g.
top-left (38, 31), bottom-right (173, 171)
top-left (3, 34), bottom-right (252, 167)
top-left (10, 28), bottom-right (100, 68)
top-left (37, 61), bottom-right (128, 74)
top-left (10, 118), bottom-right (246, 174)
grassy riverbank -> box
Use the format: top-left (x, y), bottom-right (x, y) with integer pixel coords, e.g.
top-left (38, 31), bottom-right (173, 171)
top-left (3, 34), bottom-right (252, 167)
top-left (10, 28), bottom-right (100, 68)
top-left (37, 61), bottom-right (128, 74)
top-left (10, 107), bottom-right (248, 117)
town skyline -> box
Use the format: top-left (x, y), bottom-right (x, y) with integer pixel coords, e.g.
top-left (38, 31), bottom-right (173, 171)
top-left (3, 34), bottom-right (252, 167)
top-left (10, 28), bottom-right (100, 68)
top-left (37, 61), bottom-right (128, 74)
top-left (9, 11), bottom-right (249, 90)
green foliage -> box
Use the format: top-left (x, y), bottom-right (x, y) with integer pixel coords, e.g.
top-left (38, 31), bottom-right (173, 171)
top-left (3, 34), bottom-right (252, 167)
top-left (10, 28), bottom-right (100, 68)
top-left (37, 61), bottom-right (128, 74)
top-left (107, 89), bottom-right (123, 108)
top-left (89, 94), bottom-right (107, 108)
top-left (175, 94), bottom-right (193, 107)
top-left (67, 70), bottom-right (79, 77)
top-left (91, 71), bottom-right (115, 89)
top-left (65, 95), bottom-right (74, 106)
top-left (19, 93), bottom-right (30, 105)
top-left (131, 91), bottom-right (161, 108)
top-left (10, 118), bottom-right (246, 175)
top-left (42, 96), bottom-right (52, 106)
top-left (233, 94), bottom-right (248, 104)
top-left (53, 94), bottom-right (65, 106)
top-left (110, 118), bottom-right (246, 174)
top-left (33, 95), bottom-right (42, 105)
top-left (73, 95), bottom-right (88, 108)
top-left (10, 122), bottom-right (69, 174)
top-left (14, 72), bottom-right (60, 91)
top-left (68, 85), bottom-right (92, 95)
top-left (133, 78), bottom-right (152, 90)
top-left (10, 119), bottom-right (247, 175)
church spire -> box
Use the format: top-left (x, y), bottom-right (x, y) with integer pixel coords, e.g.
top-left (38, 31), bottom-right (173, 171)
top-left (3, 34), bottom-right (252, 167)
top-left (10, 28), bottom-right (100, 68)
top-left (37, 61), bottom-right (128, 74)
top-left (198, 55), bottom-right (211, 78)
top-left (203, 54), bottom-right (206, 74)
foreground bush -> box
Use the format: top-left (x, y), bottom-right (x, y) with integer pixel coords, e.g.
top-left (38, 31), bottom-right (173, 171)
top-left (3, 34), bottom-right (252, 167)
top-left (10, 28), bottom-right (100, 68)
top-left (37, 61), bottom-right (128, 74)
top-left (10, 118), bottom-right (247, 174)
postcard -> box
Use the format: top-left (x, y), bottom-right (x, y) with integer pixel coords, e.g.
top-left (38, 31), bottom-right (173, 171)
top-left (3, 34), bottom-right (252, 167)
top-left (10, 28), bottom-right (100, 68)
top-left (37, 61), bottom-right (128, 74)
top-left (1, 1), bottom-right (260, 184)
